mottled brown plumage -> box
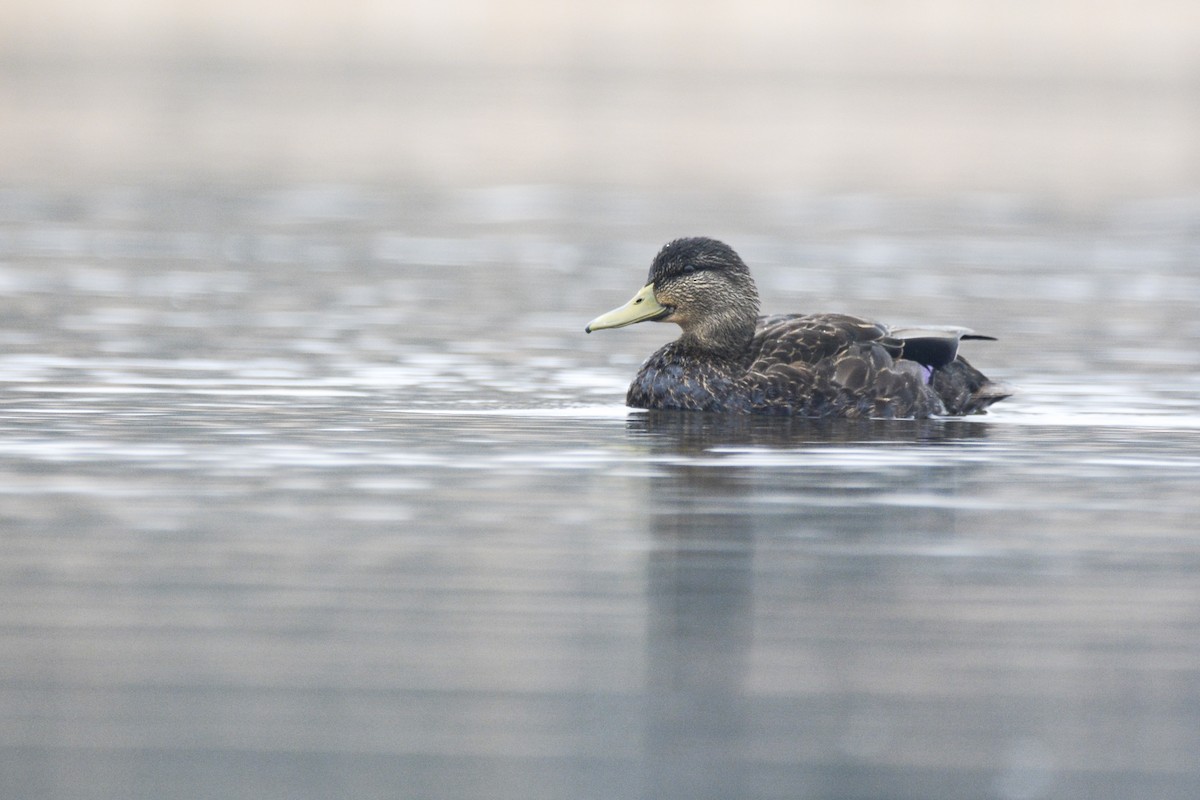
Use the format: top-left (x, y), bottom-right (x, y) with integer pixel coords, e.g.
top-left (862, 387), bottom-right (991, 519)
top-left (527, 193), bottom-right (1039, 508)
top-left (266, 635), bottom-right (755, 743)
top-left (586, 237), bottom-right (1011, 418)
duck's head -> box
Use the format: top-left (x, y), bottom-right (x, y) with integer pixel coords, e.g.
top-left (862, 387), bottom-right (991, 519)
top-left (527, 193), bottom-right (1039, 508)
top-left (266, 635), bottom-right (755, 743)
top-left (585, 237), bottom-right (761, 354)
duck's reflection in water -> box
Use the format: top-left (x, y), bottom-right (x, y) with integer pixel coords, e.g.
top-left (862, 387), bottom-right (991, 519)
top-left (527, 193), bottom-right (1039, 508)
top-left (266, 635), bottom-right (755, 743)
top-left (628, 408), bottom-right (992, 452)
top-left (642, 456), bottom-right (755, 800)
top-left (627, 411), bottom-right (992, 799)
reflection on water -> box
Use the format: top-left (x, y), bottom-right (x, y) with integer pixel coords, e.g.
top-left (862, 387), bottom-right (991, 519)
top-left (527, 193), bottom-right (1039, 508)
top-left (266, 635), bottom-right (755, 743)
top-left (1, 187), bottom-right (1200, 800)
top-left (630, 410), bottom-right (996, 450)
top-left (643, 457), bottom-right (756, 800)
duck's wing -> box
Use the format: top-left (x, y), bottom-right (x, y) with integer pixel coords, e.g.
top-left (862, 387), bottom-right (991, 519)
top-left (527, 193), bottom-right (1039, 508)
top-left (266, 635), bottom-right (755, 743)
top-left (743, 313), bottom-right (936, 416)
top-left (742, 314), bottom-right (1007, 417)
top-left (888, 326), bottom-right (995, 369)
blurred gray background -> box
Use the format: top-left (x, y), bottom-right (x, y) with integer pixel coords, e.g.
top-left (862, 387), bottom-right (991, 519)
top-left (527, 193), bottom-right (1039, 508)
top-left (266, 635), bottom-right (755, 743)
top-left (2, 0), bottom-right (1197, 201)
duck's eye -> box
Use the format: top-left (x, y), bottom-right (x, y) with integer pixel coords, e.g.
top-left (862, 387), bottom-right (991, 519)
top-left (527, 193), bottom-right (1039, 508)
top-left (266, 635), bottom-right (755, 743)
top-left (682, 264), bottom-right (696, 274)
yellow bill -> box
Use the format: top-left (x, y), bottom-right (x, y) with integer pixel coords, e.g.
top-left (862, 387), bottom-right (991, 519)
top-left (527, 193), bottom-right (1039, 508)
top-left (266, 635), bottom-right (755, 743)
top-left (585, 283), bottom-right (669, 333)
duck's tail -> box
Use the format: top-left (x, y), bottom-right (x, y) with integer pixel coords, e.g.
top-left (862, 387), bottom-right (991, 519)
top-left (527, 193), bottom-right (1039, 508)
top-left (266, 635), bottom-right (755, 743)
top-left (932, 357), bottom-right (1013, 415)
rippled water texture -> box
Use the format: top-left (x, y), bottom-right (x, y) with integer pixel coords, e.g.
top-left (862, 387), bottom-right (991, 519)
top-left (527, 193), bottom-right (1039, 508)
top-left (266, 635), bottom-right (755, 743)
top-left (2, 186), bottom-right (1200, 800)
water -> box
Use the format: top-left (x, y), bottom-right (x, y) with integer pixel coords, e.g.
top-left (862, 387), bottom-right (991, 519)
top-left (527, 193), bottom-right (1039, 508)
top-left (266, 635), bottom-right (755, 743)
top-left (1, 185), bottom-right (1199, 800)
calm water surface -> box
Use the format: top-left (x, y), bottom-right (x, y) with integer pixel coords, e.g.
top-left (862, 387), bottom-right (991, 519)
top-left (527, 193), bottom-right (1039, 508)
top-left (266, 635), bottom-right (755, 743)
top-left (1, 186), bottom-right (1199, 800)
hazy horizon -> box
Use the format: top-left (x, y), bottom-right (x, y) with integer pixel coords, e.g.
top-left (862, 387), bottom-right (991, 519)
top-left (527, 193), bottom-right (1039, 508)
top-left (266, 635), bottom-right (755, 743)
top-left (2, 1), bottom-right (1197, 202)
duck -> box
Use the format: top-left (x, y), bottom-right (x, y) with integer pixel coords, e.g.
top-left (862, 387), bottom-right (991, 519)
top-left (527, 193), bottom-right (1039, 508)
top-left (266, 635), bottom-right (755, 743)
top-left (585, 237), bottom-right (1010, 418)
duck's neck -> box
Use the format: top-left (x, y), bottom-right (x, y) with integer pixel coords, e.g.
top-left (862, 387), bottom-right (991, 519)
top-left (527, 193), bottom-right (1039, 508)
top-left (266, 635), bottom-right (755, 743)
top-left (676, 311), bottom-right (757, 362)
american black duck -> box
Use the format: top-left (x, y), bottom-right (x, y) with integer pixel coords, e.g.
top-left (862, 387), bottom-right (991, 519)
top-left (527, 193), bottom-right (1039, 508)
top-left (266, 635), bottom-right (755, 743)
top-left (585, 237), bottom-right (1010, 418)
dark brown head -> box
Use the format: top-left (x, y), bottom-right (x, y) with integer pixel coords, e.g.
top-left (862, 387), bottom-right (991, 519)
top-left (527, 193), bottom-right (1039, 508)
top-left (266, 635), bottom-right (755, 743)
top-left (586, 237), bottom-right (761, 355)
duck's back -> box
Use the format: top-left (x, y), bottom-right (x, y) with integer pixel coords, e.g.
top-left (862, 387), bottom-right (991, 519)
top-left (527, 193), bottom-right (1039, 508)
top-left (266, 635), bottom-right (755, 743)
top-left (749, 313), bottom-right (895, 366)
